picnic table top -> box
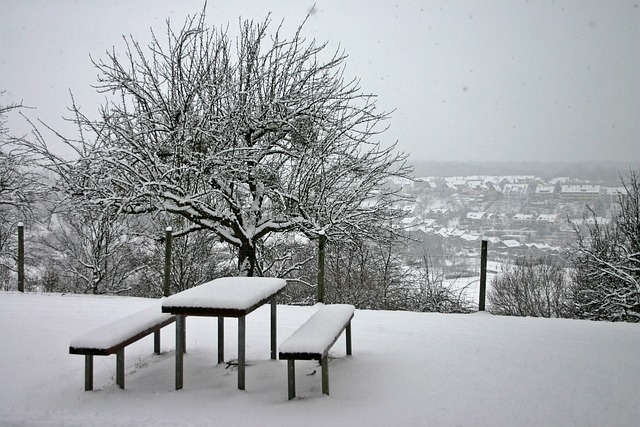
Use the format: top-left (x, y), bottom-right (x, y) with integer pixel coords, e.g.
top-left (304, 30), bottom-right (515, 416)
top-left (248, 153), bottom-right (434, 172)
top-left (161, 277), bottom-right (287, 317)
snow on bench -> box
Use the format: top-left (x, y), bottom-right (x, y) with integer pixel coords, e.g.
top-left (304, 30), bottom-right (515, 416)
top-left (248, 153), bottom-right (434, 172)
top-left (69, 303), bottom-right (176, 391)
top-left (279, 304), bottom-right (355, 399)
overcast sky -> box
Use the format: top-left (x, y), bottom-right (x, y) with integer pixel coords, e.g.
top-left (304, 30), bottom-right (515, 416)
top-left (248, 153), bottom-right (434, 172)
top-left (1, 0), bottom-right (639, 164)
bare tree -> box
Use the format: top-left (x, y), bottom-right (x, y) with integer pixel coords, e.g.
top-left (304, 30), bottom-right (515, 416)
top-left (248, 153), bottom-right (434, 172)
top-left (570, 171), bottom-right (640, 322)
top-left (41, 205), bottom-right (147, 294)
top-left (489, 255), bottom-right (570, 318)
top-left (22, 10), bottom-right (412, 277)
top-left (134, 216), bottom-right (236, 297)
top-left (1, 94), bottom-right (43, 287)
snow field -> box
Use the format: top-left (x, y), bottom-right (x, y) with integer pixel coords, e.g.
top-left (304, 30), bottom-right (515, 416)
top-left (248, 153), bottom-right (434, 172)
top-left (1, 292), bottom-right (639, 426)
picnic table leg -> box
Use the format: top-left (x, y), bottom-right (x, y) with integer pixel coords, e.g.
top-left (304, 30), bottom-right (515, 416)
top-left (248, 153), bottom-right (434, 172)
top-left (84, 355), bottom-right (93, 391)
top-left (154, 329), bottom-right (161, 354)
top-left (176, 315), bottom-right (184, 390)
top-left (116, 348), bottom-right (125, 389)
top-left (346, 321), bottom-right (352, 356)
top-left (238, 315), bottom-right (246, 390)
top-left (287, 359), bottom-right (296, 400)
top-left (182, 316), bottom-right (187, 353)
top-left (270, 295), bottom-right (277, 360)
top-left (218, 317), bottom-right (224, 364)
top-left (321, 355), bottom-right (329, 396)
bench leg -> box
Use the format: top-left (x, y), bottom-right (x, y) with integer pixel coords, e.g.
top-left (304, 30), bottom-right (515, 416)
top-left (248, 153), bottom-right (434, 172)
top-left (218, 317), bottom-right (224, 364)
top-left (321, 355), bottom-right (329, 396)
top-left (287, 359), bottom-right (296, 400)
top-left (154, 329), bottom-right (161, 354)
top-left (84, 355), bottom-right (94, 391)
top-left (116, 348), bottom-right (125, 389)
top-left (346, 321), bottom-right (352, 356)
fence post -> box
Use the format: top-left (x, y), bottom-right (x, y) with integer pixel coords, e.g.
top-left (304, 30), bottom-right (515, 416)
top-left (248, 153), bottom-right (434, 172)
top-left (317, 231), bottom-right (326, 303)
top-left (17, 222), bottom-right (24, 292)
top-left (163, 227), bottom-right (172, 297)
top-left (479, 239), bottom-right (487, 311)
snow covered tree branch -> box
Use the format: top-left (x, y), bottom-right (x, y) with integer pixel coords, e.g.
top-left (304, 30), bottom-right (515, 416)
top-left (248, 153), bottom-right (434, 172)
top-left (1, 94), bottom-right (45, 280)
top-left (570, 170), bottom-right (640, 322)
top-left (21, 10), bottom-right (412, 276)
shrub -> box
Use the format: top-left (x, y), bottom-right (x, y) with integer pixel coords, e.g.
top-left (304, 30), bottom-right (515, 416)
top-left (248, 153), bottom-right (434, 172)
top-left (489, 256), bottom-right (571, 318)
top-left (570, 171), bottom-right (640, 322)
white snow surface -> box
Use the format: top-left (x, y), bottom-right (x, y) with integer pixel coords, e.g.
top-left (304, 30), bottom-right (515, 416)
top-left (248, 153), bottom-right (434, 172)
top-left (2, 292), bottom-right (640, 426)
top-left (279, 304), bottom-right (355, 356)
top-left (162, 277), bottom-right (287, 310)
top-left (69, 303), bottom-right (174, 350)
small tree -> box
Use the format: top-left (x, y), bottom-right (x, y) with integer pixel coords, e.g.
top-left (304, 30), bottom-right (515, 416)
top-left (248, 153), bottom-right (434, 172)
top-left (409, 253), bottom-right (474, 313)
top-left (1, 94), bottom-right (43, 289)
top-left (489, 255), bottom-right (570, 318)
top-left (41, 205), bottom-right (147, 295)
top-left (134, 217), bottom-right (236, 297)
top-left (23, 10), bottom-right (412, 277)
top-left (570, 171), bottom-right (640, 322)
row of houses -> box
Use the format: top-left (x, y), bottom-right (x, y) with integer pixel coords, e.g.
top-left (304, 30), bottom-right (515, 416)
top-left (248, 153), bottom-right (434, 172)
top-left (432, 226), bottom-right (562, 253)
top-left (464, 212), bottom-right (559, 223)
top-left (415, 176), bottom-right (625, 199)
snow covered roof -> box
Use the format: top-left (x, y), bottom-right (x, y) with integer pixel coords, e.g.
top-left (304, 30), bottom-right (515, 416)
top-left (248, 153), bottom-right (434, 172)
top-left (460, 233), bottom-right (480, 241)
top-left (561, 185), bottom-right (601, 194)
top-left (535, 185), bottom-right (555, 194)
top-left (502, 184), bottom-right (529, 195)
top-left (513, 214), bottom-right (534, 221)
top-left (605, 187), bottom-right (626, 195)
top-left (401, 216), bottom-right (421, 225)
top-left (502, 239), bottom-right (522, 248)
top-left (466, 212), bottom-right (485, 220)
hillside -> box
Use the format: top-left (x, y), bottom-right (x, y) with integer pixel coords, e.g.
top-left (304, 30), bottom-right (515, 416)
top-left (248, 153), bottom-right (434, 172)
top-left (1, 292), bottom-right (639, 426)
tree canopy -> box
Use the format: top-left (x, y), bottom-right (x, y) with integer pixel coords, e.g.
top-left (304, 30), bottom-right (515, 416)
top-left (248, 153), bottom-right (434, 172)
top-left (26, 10), bottom-right (412, 276)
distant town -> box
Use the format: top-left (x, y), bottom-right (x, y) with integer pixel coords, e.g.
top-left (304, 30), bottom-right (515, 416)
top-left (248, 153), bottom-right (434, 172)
top-left (392, 162), bottom-right (635, 277)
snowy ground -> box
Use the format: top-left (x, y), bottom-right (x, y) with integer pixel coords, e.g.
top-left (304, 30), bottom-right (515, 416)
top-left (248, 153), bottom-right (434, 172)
top-left (1, 292), bottom-right (639, 427)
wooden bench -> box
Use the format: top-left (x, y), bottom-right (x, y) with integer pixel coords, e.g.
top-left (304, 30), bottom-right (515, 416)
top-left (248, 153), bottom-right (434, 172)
top-left (69, 304), bottom-right (176, 391)
top-left (278, 304), bottom-right (355, 399)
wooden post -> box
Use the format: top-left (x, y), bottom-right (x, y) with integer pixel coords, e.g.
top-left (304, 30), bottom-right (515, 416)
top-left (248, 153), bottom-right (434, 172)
top-left (317, 232), bottom-right (326, 303)
top-left (479, 239), bottom-right (488, 311)
top-left (17, 222), bottom-right (24, 292)
top-left (163, 227), bottom-right (172, 297)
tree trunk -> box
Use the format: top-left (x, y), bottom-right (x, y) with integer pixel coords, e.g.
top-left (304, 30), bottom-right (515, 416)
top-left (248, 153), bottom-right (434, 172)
top-left (238, 243), bottom-right (257, 277)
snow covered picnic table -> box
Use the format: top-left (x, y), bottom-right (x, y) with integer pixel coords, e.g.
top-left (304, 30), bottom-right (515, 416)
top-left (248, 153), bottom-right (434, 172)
top-left (161, 276), bottom-right (287, 390)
